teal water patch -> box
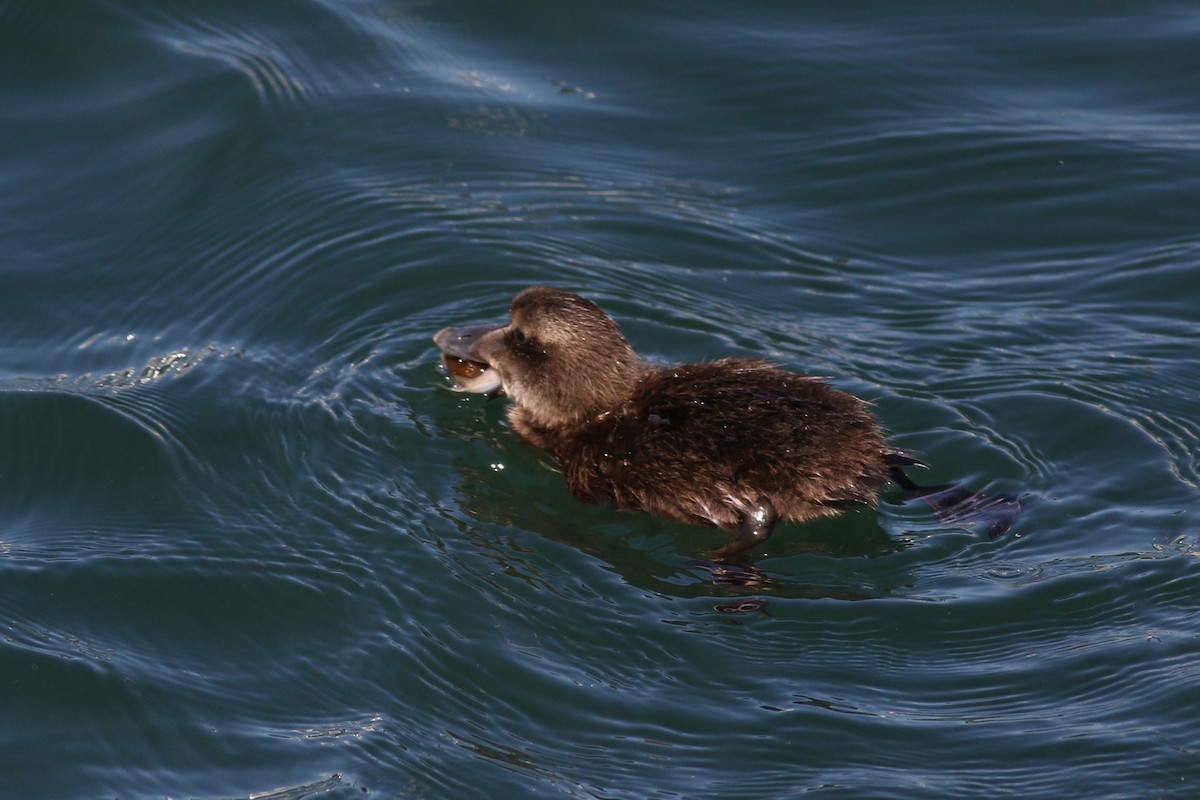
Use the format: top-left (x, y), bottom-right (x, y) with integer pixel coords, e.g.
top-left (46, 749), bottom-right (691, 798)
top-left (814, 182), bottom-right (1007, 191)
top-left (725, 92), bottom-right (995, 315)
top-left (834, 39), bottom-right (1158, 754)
top-left (1, 0), bottom-right (1198, 798)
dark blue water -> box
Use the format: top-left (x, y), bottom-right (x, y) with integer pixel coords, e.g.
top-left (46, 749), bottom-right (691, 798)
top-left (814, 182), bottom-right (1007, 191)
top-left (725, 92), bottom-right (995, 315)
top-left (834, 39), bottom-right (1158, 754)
top-left (2, 2), bottom-right (1198, 798)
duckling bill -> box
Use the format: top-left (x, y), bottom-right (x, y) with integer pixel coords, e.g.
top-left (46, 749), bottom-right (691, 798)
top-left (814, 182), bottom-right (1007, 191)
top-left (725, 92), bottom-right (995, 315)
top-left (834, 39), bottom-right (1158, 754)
top-left (434, 286), bottom-right (1018, 556)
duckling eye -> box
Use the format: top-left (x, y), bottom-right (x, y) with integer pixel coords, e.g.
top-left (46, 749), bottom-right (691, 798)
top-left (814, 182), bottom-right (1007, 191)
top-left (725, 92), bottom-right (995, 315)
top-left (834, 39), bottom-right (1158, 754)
top-left (509, 328), bottom-right (528, 345)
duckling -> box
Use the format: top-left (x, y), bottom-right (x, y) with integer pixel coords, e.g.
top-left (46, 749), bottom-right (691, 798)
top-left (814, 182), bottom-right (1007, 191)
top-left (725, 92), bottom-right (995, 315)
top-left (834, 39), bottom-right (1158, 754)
top-left (435, 286), bottom-right (1016, 556)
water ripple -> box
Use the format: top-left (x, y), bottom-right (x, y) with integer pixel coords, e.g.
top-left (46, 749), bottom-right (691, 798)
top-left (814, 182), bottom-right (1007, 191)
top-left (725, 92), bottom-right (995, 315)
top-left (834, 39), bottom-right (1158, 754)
top-left (5, 2), bottom-right (1200, 798)
top-left (127, 4), bottom-right (328, 109)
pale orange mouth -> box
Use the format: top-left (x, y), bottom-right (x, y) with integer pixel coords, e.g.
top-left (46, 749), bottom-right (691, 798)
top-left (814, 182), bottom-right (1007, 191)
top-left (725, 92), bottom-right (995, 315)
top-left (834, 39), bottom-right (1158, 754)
top-left (440, 353), bottom-right (503, 393)
top-left (434, 322), bottom-right (506, 394)
top-left (442, 353), bottom-right (489, 380)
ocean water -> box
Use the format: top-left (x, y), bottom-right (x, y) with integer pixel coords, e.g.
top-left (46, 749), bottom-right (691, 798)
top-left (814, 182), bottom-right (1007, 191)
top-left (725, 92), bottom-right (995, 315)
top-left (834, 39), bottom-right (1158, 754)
top-left (2, 1), bottom-right (1198, 798)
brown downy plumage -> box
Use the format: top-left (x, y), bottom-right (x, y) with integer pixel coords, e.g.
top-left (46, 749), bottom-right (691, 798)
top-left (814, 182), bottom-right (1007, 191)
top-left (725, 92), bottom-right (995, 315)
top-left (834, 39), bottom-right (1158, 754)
top-left (435, 286), bottom-right (1013, 556)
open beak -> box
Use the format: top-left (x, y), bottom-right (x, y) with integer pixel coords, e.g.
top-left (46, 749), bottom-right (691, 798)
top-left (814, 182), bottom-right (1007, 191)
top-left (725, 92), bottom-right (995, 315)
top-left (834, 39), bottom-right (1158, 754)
top-left (433, 322), bottom-right (505, 394)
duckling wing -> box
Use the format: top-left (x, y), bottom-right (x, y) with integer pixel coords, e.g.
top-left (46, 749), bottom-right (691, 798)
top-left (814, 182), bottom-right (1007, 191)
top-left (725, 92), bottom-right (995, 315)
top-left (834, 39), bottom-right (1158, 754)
top-left (569, 360), bottom-right (890, 526)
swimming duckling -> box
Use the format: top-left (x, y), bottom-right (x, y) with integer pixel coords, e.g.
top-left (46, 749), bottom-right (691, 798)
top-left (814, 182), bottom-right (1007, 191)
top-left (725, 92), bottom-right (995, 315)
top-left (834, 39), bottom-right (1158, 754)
top-left (435, 286), bottom-right (1016, 556)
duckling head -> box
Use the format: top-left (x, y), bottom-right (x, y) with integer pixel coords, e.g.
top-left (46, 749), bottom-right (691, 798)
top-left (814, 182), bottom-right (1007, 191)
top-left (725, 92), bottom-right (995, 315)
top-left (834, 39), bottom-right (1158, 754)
top-left (435, 286), bottom-right (642, 428)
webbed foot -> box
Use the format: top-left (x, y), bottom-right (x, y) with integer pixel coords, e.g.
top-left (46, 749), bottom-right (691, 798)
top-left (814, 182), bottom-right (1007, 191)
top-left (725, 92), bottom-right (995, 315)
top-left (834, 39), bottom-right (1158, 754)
top-left (888, 464), bottom-right (1021, 540)
top-left (711, 495), bottom-right (779, 557)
